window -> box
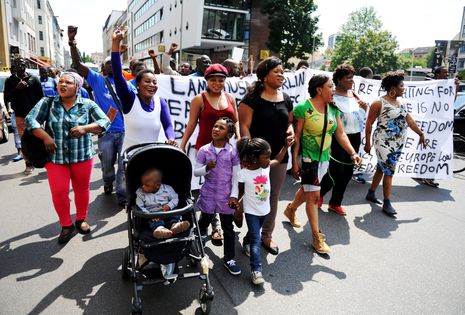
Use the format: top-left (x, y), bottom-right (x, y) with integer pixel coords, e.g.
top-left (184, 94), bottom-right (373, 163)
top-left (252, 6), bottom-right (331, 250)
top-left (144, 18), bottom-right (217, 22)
top-left (204, 0), bottom-right (251, 10)
top-left (134, 8), bottom-right (163, 37)
top-left (134, 31), bottom-right (163, 52)
top-left (37, 0), bottom-right (41, 9)
top-left (38, 15), bottom-right (42, 24)
top-left (40, 47), bottom-right (45, 56)
top-left (202, 9), bottom-right (246, 42)
top-left (134, 0), bottom-right (158, 21)
top-left (39, 31), bottom-right (43, 41)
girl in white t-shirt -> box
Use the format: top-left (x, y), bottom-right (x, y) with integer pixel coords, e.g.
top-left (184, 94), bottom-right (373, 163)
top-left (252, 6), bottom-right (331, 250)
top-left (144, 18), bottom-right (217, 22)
top-left (235, 137), bottom-right (293, 285)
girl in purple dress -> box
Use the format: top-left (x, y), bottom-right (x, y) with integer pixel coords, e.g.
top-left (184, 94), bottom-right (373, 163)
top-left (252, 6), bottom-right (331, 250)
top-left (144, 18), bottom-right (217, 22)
top-left (194, 117), bottom-right (242, 276)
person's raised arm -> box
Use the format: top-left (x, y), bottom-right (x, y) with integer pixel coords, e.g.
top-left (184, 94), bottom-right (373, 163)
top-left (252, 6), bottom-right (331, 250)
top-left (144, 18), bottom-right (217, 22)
top-left (160, 43), bottom-right (178, 75)
top-left (270, 136), bottom-right (294, 168)
top-left (238, 102), bottom-right (253, 138)
top-left (364, 100), bottom-right (381, 153)
top-left (148, 49), bottom-right (161, 74)
top-left (111, 27), bottom-right (135, 113)
top-left (67, 26), bottom-right (89, 78)
top-left (180, 94), bottom-right (203, 152)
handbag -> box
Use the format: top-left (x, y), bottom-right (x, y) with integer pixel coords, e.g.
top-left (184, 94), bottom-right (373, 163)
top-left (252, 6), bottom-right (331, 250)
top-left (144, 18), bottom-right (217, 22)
top-left (21, 97), bottom-right (53, 168)
top-left (0, 110), bottom-right (8, 144)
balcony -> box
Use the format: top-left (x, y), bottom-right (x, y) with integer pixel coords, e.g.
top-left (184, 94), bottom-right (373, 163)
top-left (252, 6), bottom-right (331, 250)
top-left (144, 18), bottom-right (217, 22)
top-left (201, 9), bottom-right (246, 42)
top-left (11, 3), bottom-right (25, 23)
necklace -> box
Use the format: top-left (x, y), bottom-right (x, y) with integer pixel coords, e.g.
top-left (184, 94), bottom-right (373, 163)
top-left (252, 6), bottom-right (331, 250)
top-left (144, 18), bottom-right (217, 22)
top-left (211, 91), bottom-right (223, 110)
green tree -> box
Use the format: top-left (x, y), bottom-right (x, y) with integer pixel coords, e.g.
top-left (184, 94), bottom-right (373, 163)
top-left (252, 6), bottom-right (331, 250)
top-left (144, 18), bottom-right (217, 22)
top-left (330, 6), bottom-right (402, 74)
top-left (262, 0), bottom-right (322, 67)
top-left (80, 51), bottom-right (93, 63)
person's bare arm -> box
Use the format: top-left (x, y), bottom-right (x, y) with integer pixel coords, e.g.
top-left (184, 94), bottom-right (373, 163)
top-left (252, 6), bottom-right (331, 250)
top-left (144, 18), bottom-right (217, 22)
top-left (228, 94), bottom-right (241, 139)
top-left (148, 50), bottom-right (161, 74)
top-left (67, 25), bottom-right (89, 78)
top-left (334, 116), bottom-right (361, 165)
top-left (180, 95), bottom-right (203, 152)
top-left (292, 117), bottom-right (304, 179)
top-left (238, 102), bottom-right (253, 138)
top-left (364, 100), bottom-right (381, 153)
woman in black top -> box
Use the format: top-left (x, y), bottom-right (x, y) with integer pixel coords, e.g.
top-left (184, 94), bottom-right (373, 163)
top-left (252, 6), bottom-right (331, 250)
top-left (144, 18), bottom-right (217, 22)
top-left (239, 57), bottom-right (294, 255)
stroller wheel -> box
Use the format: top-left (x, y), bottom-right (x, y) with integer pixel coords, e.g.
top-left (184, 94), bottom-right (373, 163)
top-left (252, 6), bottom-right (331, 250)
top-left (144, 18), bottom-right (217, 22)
top-left (199, 286), bottom-right (213, 314)
top-left (131, 297), bottom-right (142, 315)
top-left (122, 249), bottom-right (130, 280)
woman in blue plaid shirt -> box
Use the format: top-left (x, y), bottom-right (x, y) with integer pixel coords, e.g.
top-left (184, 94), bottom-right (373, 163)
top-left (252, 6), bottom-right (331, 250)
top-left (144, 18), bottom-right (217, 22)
top-left (26, 72), bottom-right (110, 244)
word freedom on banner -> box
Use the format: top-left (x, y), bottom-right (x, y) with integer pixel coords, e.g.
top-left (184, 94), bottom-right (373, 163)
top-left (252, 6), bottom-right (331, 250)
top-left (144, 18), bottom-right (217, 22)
top-left (154, 69), bottom-right (455, 188)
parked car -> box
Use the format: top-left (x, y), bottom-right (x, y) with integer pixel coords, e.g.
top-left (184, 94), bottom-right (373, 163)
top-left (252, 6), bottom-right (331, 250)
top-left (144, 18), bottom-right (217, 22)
top-left (204, 28), bottom-right (231, 40)
top-left (454, 94), bottom-right (465, 136)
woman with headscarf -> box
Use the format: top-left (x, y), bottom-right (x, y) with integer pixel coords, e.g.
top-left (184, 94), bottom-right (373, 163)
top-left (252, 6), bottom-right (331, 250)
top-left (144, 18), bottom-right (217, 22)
top-left (25, 72), bottom-right (111, 244)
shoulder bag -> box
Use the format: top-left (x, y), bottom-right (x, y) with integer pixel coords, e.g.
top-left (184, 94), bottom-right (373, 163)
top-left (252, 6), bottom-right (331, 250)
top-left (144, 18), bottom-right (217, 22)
top-left (21, 97), bottom-right (53, 168)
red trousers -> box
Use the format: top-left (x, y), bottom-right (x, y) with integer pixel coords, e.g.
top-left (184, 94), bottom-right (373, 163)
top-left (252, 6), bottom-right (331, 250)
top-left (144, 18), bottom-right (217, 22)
top-left (45, 159), bottom-right (93, 227)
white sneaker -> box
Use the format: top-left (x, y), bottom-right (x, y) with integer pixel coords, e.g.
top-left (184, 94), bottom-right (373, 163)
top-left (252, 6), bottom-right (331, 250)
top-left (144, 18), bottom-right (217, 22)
top-left (251, 271), bottom-right (265, 285)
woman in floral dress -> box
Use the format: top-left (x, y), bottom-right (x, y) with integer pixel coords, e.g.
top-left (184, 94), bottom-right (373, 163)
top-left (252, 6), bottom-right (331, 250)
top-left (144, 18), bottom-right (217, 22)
top-left (364, 71), bottom-right (426, 216)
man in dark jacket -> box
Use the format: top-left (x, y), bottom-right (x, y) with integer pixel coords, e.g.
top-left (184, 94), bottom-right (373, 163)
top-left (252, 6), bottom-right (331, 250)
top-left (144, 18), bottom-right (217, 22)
top-left (4, 58), bottom-right (44, 174)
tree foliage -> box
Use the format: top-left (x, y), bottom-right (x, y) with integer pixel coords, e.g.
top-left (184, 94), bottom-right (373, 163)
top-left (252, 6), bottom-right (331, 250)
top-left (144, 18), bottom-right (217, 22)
top-left (80, 51), bottom-right (94, 64)
top-left (262, 0), bottom-right (322, 67)
top-left (330, 6), bottom-right (403, 74)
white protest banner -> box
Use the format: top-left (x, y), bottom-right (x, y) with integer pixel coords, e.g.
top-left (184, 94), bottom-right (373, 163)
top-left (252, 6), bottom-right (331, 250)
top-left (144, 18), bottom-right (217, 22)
top-left (231, 47), bottom-right (244, 63)
top-left (352, 78), bottom-right (455, 179)
top-left (154, 69), bottom-right (455, 189)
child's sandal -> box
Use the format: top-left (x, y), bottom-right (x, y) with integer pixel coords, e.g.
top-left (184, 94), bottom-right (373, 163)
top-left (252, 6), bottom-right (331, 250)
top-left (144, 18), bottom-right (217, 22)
top-left (153, 227), bottom-right (173, 239)
top-left (211, 228), bottom-right (224, 241)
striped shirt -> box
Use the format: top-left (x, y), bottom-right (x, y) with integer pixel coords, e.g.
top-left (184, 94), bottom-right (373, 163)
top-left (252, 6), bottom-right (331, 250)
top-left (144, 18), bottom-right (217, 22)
top-left (26, 96), bottom-right (110, 164)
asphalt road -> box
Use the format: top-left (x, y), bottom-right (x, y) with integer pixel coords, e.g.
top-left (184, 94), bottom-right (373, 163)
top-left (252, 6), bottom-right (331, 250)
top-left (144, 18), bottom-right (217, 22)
top-left (1, 138), bottom-right (465, 315)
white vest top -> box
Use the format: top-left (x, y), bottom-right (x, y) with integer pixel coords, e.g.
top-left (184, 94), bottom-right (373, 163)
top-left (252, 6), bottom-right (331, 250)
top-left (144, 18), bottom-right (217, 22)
top-left (123, 95), bottom-right (162, 151)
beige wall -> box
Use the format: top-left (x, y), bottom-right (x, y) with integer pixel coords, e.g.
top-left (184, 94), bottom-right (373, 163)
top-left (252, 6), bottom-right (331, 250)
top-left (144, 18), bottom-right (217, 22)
top-left (0, 0), bottom-right (10, 69)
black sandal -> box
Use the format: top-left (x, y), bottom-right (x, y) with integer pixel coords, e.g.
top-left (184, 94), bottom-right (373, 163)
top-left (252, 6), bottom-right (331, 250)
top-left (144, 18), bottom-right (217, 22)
top-left (75, 220), bottom-right (91, 234)
top-left (58, 225), bottom-right (75, 244)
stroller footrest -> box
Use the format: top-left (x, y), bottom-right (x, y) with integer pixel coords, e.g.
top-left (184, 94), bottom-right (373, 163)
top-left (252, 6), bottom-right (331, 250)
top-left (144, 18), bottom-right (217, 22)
top-left (141, 235), bottom-right (196, 248)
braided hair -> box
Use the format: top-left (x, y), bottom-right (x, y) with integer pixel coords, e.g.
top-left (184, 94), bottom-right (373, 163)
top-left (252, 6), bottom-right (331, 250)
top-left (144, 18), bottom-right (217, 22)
top-left (217, 117), bottom-right (236, 139)
top-left (236, 137), bottom-right (271, 167)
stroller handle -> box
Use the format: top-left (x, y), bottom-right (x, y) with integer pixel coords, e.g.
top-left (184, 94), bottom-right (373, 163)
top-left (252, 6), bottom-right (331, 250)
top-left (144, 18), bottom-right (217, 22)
top-left (123, 142), bottom-right (182, 162)
top-left (133, 199), bottom-right (194, 219)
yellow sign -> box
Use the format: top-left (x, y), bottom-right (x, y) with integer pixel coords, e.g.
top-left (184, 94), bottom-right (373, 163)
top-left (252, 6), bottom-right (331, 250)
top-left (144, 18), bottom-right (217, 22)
top-left (260, 50), bottom-right (270, 60)
top-left (2, 67), bottom-right (10, 71)
top-left (158, 45), bottom-right (165, 53)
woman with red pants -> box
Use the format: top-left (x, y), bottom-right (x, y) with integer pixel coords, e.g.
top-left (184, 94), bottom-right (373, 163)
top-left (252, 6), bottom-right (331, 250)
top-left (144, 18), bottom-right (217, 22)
top-left (25, 72), bottom-right (110, 244)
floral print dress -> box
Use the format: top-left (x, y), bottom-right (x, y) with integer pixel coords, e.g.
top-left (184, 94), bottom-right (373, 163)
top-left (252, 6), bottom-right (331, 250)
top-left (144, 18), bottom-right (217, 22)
top-left (373, 96), bottom-right (408, 175)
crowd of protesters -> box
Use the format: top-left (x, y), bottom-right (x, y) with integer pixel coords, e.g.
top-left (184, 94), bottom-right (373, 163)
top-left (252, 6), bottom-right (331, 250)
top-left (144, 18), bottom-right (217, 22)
top-left (1, 24), bottom-right (460, 285)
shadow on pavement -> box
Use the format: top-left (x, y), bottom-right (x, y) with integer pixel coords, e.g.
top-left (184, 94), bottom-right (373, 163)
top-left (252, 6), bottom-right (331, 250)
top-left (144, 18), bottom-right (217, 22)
top-left (19, 169), bottom-right (48, 186)
top-left (354, 204), bottom-right (421, 239)
top-left (27, 248), bottom-right (133, 315)
top-left (264, 224), bottom-right (347, 296)
top-left (0, 153), bottom-right (17, 166)
top-left (0, 222), bottom-right (65, 281)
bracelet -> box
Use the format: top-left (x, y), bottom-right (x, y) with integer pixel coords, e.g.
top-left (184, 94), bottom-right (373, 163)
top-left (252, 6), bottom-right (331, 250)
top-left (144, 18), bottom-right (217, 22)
top-left (68, 40), bottom-right (76, 47)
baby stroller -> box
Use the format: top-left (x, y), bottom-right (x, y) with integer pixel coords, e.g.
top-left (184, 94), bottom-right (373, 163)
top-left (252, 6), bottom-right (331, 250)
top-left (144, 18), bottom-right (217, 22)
top-left (121, 143), bottom-right (214, 315)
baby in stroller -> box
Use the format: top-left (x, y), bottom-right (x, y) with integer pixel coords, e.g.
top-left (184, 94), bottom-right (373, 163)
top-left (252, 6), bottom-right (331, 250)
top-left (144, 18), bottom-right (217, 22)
top-left (136, 168), bottom-right (191, 239)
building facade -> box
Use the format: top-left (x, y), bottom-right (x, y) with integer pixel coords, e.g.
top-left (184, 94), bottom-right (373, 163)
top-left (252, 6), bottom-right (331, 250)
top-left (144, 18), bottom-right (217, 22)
top-left (123, 0), bottom-right (254, 67)
top-left (458, 6), bottom-right (465, 71)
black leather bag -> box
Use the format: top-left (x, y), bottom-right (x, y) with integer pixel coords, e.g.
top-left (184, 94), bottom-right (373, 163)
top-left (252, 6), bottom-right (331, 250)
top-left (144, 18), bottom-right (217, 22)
top-left (21, 97), bottom-right (53, 168)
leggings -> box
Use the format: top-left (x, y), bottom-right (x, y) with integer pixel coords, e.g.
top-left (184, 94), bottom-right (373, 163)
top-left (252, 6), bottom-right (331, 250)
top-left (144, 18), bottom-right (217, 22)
top-left (320, 133), bottom-right (361, 206)
top-left (45, 159), bottom-right (93, 227)
top-left (261, 163), bottom-right (287, 241)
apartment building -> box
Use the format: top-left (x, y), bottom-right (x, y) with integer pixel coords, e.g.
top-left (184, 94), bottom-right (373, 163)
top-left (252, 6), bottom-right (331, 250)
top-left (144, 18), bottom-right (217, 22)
top-left (122, 0), bottom-right (253, 66)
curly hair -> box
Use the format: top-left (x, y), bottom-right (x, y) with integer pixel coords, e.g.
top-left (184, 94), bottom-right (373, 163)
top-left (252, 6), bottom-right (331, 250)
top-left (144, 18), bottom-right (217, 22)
top-left (381, 71), bottom-right (404, 91)
top-left (333, 64), bottom-right (355, 86)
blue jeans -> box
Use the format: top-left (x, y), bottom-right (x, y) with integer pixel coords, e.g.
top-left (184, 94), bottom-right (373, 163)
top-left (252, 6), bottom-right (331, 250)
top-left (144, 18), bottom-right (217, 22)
top-left (10, 112), bottom-right (21, 149)
top-left (97, 132), bottom-right (125, 201)
top-left (244, 213), bottom-right (266, 272)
